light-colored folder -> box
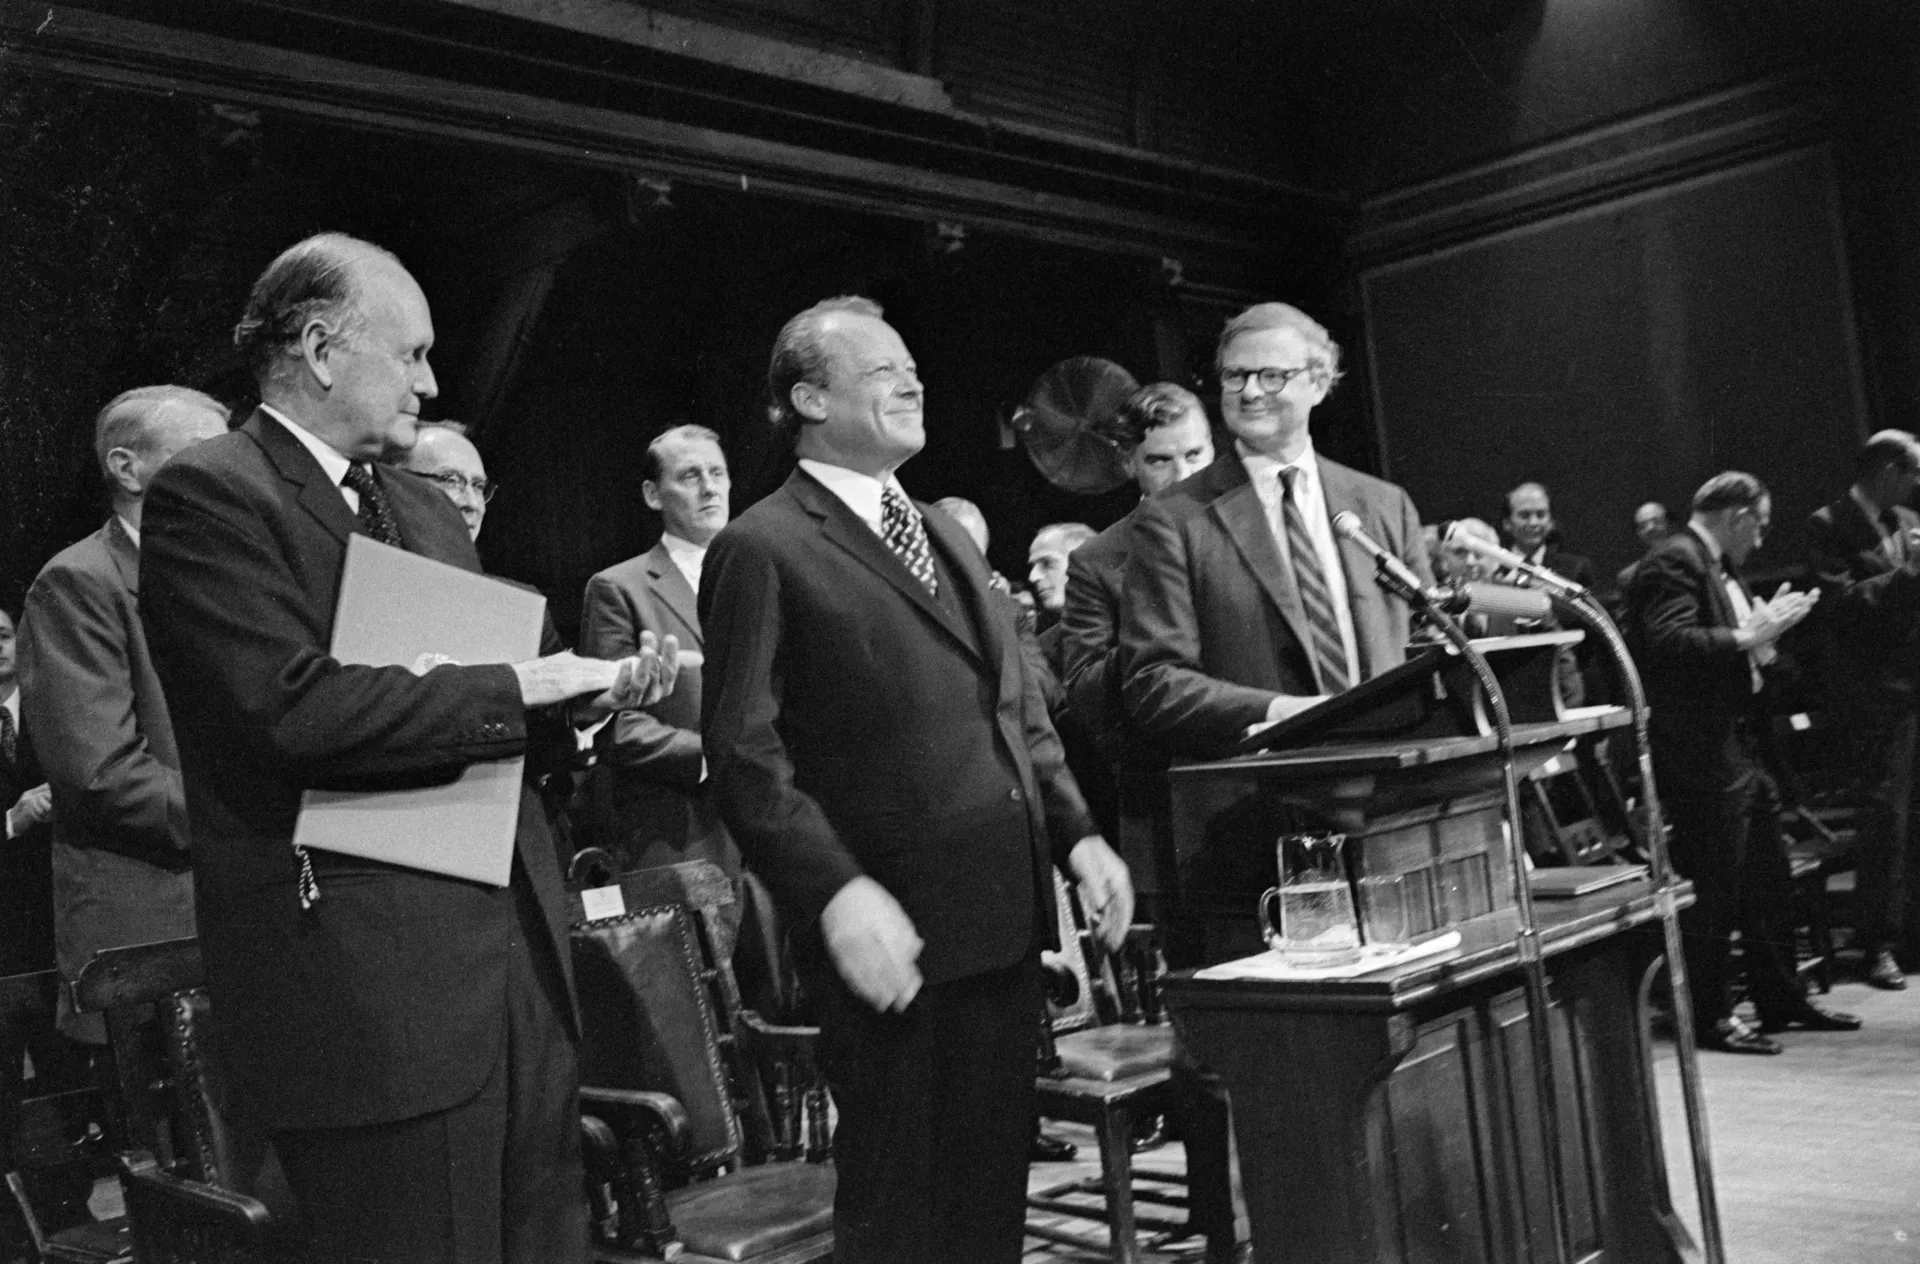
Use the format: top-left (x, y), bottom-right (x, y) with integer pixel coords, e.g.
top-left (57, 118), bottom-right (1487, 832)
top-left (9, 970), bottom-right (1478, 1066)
top-left (292, 534), bottom-right (545, 886)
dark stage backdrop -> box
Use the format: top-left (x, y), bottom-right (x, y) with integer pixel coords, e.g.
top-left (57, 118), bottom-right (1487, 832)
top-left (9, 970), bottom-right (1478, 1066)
top-left (1362, 145), bottom-right (1866, 586)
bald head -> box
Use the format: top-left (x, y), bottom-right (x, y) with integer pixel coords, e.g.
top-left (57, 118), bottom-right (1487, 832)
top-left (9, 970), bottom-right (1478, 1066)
top-left (401, 423), bottom-right (489, 539)
top-left (933, 497), bottom-right (990, 557)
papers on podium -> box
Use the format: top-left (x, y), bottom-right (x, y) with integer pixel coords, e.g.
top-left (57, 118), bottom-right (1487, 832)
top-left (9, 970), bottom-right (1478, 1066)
top-left (292, 535), bottom-right (545, 887)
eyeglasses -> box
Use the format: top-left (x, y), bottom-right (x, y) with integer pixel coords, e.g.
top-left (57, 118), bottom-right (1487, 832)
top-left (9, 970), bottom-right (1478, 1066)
top-left (1220, 366), bottom-right (1313, 393)
top-left (421, 470), bottom-right (496, 503)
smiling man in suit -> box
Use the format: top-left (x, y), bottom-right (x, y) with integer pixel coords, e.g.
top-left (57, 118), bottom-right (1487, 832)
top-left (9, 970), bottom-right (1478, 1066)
top-left (1121, 302), bottom-right (1429, 759)
top-left (701, 295), bottom-right (1132, 1264)
top-left (140, 232), bottom-right (670, 1263)
top-left (18, 386), bottom-right (226, 1046)
top-left (581, 424), bottom-right (738, 876)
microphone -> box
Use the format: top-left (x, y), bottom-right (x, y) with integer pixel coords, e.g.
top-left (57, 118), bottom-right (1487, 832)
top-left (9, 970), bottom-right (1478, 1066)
top-left (1332, 511), bottom-right (1429, 601)
top-left (1439, 522), bottom-right (1589, 596)
top-left (1437, 580), bottom-right (1552, 623)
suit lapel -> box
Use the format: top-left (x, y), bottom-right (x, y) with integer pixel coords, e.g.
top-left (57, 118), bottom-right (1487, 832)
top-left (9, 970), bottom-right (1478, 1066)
top-left (789, 471), bottom-right (985, 667)
top-left (245, 410), bottom-right (358, 548)
top-left (104, 516), bottom-right (139, 595)
top-left (643, 543), bottom-right (703, 645)
top-left (1318, 459), bottom-right (1380, 677)
top-left (1680, 530), bottom-right (1737, 628)
top-left (1204, 461), bottom-right (1313, 657)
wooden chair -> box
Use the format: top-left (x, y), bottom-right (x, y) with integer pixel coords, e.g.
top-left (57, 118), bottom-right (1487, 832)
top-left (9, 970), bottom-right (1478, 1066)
top-left (2, 969), bottom-right (128, 1264)
top-left (1521, 735), bottom-right (1642, 868)
top-left (1026, 874), bottom-right (1187, 1264)
top-left (68, 939), bottom-right (296, 1264)
top-left (571, 862), bottom-right (834, 1263)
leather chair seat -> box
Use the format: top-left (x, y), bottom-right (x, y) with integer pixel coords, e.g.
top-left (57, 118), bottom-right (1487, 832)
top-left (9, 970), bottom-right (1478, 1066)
top-left (45, 1215), bottom-right (132, 1262)
top-left (667, 1161), bottom-right (836, 1262)
top-left (1052, 1024), bottom-right (1175, 1082)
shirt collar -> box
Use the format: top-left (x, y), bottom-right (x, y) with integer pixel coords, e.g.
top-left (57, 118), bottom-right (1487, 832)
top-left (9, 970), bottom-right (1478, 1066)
top-left (115, 514), bottom-right (140, 549)
top-left (1851, 484), bottom-right (1891, 532)
top-left (797, 459), bottom-right (909, 535)
top-left (1235, 438), bottom-right (1319, 493)
top-left (260, 404), bottom-right (353, 488)
top-left (659, 532), bottom-right (708, 567)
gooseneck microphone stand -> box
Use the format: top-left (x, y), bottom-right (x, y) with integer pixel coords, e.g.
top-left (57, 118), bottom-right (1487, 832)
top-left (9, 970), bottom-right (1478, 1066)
top-left (1531, 577), bottom-right (1726, 1264)
top-left (1362, 559), bottom-right (1575, 1264)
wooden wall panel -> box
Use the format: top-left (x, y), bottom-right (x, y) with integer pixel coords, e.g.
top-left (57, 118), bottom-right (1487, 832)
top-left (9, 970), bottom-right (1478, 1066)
top-left (1360, 144), bottom-right (1865, 584)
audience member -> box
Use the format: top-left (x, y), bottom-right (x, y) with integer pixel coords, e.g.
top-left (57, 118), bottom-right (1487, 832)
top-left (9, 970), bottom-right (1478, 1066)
top-left (701, 294), bottom-right (1131, 1264)
top-left (1806, 430), bottom-right (1920, 990)
top-left (1026, 521), bottom-right (1096, 633)
top-left (17, 387), bottom-right (225, 1046)
top-left (1627, 471), bottom-right (1857, 1053)
top-left (580, 424), bottom-right (741, 877)
top-left (1060, 381), bottom-right (1215, 846)
top-left (397, 419), bottom-right (493, 541)
top-left (1502, 481), bottom-right (1596, 588)
top-left (1616, 501), bottom-right (1671, 588)
top-left (139, 232), bottom-right (672, 1262)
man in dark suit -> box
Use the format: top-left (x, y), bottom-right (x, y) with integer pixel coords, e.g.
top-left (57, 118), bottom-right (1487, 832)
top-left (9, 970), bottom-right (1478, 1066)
top-left (1061, 382), bottom-right (1215, 869)
top-left (701, 295), bottom-right (1132, 1264)
top-left (18, 387), bottom-right (226, 1046)
top-left (1122, 303), bottom-right (1430, 759)
top-left (140, 233), bottom-right (670, 1263)
top-left (1627, 471), bottom-right (1857, 1054)
top-left (580, 424), bottom-right (739, 876)
top-left (1806, 430), bottom-right (1920, 990)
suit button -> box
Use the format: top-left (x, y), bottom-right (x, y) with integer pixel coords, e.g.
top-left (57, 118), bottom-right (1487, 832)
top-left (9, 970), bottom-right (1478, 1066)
top-left (1009, 788), bottom-right (1024, 803)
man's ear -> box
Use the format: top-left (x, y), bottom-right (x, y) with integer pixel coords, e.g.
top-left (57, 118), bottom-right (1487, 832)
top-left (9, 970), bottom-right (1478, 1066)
top-left (104, 447), bottom-right (143, 498)
top-left (790, 381), bottom-right (827, 424)
top-left (299, 318), bottom-right (340, 390)
top-left (642, 480), bottom-right (663, 512)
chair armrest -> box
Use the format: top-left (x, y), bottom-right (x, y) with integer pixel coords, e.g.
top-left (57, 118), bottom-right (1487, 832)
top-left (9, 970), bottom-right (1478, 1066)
top-left (579, 1087), bottom-right (693, 1164)
top-left (117, 1150), bottom-right (274, 1258)
top-left (732, 1010), bottom-right (821, 1062)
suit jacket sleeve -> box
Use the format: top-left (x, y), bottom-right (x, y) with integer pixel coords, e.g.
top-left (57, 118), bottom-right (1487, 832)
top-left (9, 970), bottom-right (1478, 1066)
top-left (700, 529), bottom-right (862, 927)
top-left (1120, 496), bottom-right (1280, 752)
top-left (18, 559), bottom-right (186, 852)
top-left (141, 459), bottom-right (527, 786)
top-left (1630, 545), bottom-right (1740, 665)
top-left (1060, 546), bottom-right (1122, 759)
top-left (1806, 508), bottom-right (1920, 640)
top-left (1013, 614), bottom-right (1099, 864)
top-left (580, 572), bottom-right (702, 787)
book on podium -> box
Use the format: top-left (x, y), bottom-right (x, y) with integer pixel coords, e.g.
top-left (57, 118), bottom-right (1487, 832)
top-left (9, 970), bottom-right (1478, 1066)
top-left (291, 534), bottom-right (545, 886)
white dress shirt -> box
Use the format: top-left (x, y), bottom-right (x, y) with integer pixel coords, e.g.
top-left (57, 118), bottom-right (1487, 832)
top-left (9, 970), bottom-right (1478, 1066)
top-left (260, 405), bottom-right (358, 512)
top-left (1237, 441), bottom-right (1360, 686)
top-left (797, 459), bottom-right (914, 540)
top-left (2, 687), bottom-right (24, 839)
top-left (659, 532), bottom-right (709, 595)
top-left (116, 515), bottom-right (141, 549)
top-left (1688, 522), bottom-right (1767, 692)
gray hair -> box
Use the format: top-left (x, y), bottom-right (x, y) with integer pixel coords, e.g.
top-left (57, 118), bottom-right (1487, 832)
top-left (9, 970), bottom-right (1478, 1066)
top-left (233, 232), bottom-right (399, 378)
top-left (1216, 302), bottom-right (1343, 388)
top-left (93, 385), bottom-right (230, 478)
top-left (766, 295), bottom-right (885, 433)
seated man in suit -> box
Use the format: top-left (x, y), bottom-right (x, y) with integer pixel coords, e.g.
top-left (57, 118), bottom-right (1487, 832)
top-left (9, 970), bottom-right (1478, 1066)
top-left (18, 386), bottom-right (225, 1048)
top-left (140, 231), bottom-right (673, 1262)
top-left (580, 424), bottom-right (740, 878)
top-left (1627, 471), bottom-right (1857, 1053)
top-left (1806, 430), bottom-right (1920, 990)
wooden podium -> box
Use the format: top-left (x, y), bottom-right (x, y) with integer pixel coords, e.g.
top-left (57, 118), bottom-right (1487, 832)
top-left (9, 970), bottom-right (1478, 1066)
top-left (1156, 638), bottom-right (1695, 1264)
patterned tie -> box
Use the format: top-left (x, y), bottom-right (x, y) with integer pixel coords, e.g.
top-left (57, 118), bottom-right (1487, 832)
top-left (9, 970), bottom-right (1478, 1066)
top-left (1278, 466), bottom-right (1351, 694)
top-left (880, 484), bottom-right (939, 600)
top-left (0, 705), bottom-right (15, 767)
top-left (341, 462), bottom-right (403, 548)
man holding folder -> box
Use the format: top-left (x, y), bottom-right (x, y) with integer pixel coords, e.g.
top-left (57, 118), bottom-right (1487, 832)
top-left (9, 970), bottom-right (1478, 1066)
top-left (141, 233), bottom-right (672, 1263)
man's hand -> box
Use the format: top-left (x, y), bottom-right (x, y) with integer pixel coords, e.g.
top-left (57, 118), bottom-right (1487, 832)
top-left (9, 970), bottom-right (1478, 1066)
top-left (820, 875), bottom-right (924, 1013)
top-left (1067, 835), bottom-right (1134, 954)
top-left (1736, 583), bottom-right (1819, 651)
top-left (514, 633), bottom-right (679, 712)
top-left (1255, 693), bottom-right (1331, 732)
top-left (6, 783), bottom-right (53, 838)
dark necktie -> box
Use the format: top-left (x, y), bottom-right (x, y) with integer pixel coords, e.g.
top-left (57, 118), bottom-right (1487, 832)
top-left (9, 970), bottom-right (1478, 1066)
top-left (341, 461), bottom-right (403, 548)
top-left (0, 705), bottom-right (15, 767)
top-left (880, 485), bottom-right (939, 600)
top-left (1278, 466), bottom-right (1350, 694)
